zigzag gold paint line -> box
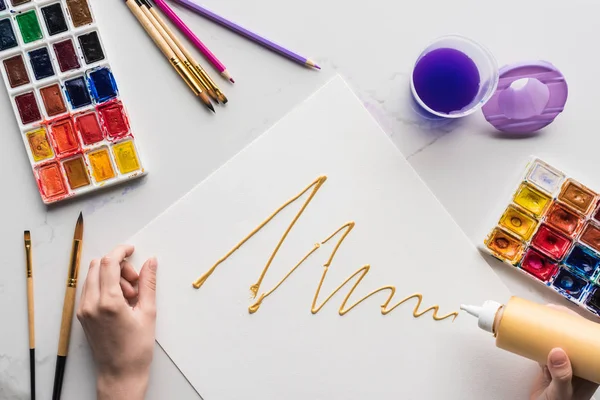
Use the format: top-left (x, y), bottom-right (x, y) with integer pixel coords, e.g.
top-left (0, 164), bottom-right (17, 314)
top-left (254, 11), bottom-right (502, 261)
top-left (194, 175), bottom-right (458, 322)
top-left (312, 263), bottom-right (457, 321)
top-left (248, 222), bottom-right (357, 314)
top-left (249, 243), bottom-right (321, 314)
top-left (312, 221), bottom-right (458, 321)
top-left (192, 176), bottom-right (328, 291)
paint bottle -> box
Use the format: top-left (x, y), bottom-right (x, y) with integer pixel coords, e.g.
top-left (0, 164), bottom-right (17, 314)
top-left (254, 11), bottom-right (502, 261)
top-left (461, 296), bottom-right (600, 384)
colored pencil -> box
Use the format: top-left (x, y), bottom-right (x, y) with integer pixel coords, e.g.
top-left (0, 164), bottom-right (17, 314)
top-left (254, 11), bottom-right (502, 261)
top-left (141, 0), bottom-right (227, 104)
top-left (152, 0), bottom-right (230, 101)
top-left (169, 0), bottom-right (320, 70)
top-left (24, 231), bottom-right (35, 400)
top-left (124, 0), bottom-right (215, 113)
top-left (52, 213), bottom-right (84, 400)
top-left (153, 0), bottom-right (233, 83)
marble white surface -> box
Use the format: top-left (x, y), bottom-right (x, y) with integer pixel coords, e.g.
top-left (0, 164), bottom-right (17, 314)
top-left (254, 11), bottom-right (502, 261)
top-left (0, 0), bottom-right (599, 398)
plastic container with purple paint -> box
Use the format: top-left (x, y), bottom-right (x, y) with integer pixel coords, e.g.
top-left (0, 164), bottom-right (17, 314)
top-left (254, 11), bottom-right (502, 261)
top-left (411, 36), bottom-right (568, 133)
top-left (411, 35), bottom-right (499, 119)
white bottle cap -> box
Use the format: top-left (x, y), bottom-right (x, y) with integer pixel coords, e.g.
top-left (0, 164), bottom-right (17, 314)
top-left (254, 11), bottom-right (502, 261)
top-left (460, 300), bottom-right (503, 333)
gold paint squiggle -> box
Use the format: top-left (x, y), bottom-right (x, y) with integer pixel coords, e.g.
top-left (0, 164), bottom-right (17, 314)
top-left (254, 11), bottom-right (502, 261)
top-left (193, 176), bottom-right (327, 293)
top-left (194, 176), bottom-right (458, 322)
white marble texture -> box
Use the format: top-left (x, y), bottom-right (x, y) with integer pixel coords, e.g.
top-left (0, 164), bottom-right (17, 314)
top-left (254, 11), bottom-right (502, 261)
top-left (0, 0), bottom-right (598, 398)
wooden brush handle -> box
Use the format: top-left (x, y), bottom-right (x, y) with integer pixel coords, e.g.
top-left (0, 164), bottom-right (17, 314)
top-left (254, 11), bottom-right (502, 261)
top-left (126, 0), bottom-right (176, 59)
top-left (148, 7), bottom-right (194, 62)
top-left (57, 287), bottom-right (76, 357)
top-left (27, 277), bottom-right (35, 349)
top-left (142, 6), bottom-right (186, 61)
top-left (145, 7), bottom-right (214, 95)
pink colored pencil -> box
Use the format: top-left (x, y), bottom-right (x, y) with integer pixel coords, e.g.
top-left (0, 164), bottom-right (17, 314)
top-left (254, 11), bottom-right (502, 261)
top-left (152, 0), bottom-right (234, 83)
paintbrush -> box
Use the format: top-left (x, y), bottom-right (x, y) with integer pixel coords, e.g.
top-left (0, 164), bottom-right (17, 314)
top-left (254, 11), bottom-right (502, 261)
top-left (138, 0), bottom-right (221, 103)
top-left (140, 0), bottom-right (219, 103)
top-left (24, 231), bottom-right (35, 400)
top-left (52, 213), bottom-right (84, 400)
top-left (156, 1), bottom-right (235, 82)
top-left (124, 0), bottom-right (215, 113)
top-left (150, 0), bottom-right (229, 103)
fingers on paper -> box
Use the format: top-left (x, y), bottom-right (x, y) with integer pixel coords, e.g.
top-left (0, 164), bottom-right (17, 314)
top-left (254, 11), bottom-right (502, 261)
top-left (138, 257), bottom-right (158, 317)
top-left (120, 260), bottom-right (139, 300)
top-left (120, 277), bottom-right (137, 300)
top-left (99, 245), bottom-right (135, 306)
top-left (78, 258), bottom-right (101, 320)
top-left (120, 260), bottom-right (139, 283)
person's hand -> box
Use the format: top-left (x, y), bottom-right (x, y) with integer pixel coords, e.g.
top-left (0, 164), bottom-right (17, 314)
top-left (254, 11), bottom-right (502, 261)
top-left (77, 245), bottom-right (158, 400)
top-left (529, 305), bottom-right (598, 400)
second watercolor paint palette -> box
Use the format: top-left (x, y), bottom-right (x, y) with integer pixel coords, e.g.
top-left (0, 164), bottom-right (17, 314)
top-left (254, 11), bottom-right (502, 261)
top-left (483, 158), bottom-right (600, 318)
top-left (0, 0), bottom-right (146, 204)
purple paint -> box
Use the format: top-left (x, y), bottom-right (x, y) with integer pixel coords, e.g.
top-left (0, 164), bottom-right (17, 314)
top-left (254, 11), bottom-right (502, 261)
top-left (412, 48), bottom-right (480, 114)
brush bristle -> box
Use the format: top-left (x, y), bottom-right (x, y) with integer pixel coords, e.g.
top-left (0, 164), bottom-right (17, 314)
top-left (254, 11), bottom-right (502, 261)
top-left (24, 231), bottom-right (30, 241)
top-left (74, 212), bottom-right (84, 240)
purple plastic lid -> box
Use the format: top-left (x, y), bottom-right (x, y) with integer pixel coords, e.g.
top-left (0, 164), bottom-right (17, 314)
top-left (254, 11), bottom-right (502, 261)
top-left (482, 61), bottom-right (568, 133)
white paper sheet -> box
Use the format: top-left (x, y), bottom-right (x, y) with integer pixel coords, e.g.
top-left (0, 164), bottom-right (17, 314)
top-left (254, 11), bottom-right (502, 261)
top-left (129, 76), bottom-right (534, 399)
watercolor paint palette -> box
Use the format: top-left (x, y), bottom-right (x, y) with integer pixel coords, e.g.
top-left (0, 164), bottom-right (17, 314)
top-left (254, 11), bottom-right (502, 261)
top-left (0, 0), bottom-right (145, 204)
top-left (484, 158), bottom-right (600, 318)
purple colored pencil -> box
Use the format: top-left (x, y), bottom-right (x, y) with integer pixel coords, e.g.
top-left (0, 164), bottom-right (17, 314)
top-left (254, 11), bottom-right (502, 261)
top-left (168, 0), bottom-right (320, 70)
